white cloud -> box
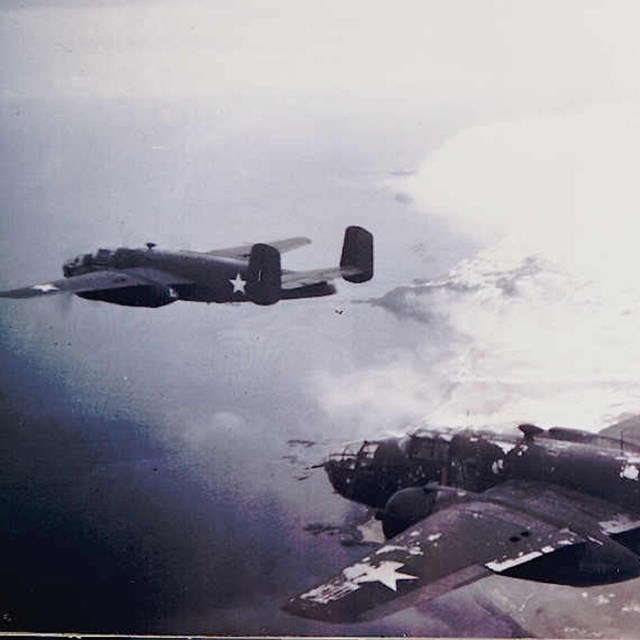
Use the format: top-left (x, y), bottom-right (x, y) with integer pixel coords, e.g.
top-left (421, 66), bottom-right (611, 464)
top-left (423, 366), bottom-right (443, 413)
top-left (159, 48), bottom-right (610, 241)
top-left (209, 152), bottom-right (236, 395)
top-left (321, 102), bottom-right (640, 432)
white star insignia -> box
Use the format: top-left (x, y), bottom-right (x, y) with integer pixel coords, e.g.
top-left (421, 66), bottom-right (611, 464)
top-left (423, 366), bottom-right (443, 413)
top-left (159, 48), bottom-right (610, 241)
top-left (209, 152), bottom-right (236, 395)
top-left (32, 283), bottom-right (60, 293)
top-left (229, 272), bottom-right (246, 294)
top-left (344, 560), bottom-right (418, 592)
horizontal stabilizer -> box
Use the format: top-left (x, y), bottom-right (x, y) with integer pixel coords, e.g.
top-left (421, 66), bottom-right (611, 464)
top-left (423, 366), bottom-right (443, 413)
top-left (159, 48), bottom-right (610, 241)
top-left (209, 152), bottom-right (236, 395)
top-left (281, 266), bottom-right (357, 290)
top-left (208, 236), bottom-right (311, 260)
top-left (281, 226), bottom-right (374, 292)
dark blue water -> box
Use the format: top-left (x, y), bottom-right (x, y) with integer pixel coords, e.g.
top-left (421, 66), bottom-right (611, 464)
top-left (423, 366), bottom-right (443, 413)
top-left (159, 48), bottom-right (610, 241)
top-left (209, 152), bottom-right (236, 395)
top-left (0, 98), bottom-right (525, 636)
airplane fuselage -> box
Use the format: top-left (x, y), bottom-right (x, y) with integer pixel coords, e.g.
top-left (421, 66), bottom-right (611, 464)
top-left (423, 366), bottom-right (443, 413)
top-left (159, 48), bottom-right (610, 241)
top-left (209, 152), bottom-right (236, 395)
top-left (1, 226), bottom-right (372, 308)
top-left (64, 247), bottom-right (335, 307)
top-left (322, 425), bottom-right (640, 591)
top-left (284, 425), bottom-right (640, 623)
top-left (326, 425), bottom-right (640, 517)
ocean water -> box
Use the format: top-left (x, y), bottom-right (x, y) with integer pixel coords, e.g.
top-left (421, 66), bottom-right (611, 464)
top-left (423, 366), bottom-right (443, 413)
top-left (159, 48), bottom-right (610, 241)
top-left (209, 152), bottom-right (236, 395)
top-left (2, 98), bottom-right (639, 637)
top-left (0, 98), bottom-right (495, 636)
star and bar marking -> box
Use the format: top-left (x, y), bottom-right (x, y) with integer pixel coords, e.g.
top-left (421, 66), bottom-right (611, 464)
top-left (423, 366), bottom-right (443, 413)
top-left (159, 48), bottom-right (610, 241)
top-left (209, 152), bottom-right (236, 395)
top-left (345, 560), bottom-right (418, 592)
top-left (300, 560), bottom-right (418, 605)
top-left (229, 273), bottom-right (246, 294)
top-left (32, 283), bottom-right (60, 293)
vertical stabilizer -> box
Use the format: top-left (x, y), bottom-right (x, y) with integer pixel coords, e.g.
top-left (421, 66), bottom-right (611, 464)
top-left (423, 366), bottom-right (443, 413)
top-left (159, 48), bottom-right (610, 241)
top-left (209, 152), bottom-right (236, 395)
top-left (246, 243), bottom-right (282, 305)
top-left (340, 226), bottom-right (373, 283)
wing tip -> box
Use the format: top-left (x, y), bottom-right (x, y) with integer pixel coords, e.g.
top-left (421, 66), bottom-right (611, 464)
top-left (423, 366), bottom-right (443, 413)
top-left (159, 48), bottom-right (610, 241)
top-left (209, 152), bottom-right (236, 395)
top-left (0, 285), bottom-right (61, 299)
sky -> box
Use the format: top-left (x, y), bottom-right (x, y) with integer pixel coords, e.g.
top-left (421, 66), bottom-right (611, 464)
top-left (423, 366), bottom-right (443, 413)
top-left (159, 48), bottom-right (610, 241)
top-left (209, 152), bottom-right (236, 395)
top-left (2, 0), bottom-right (640, 109)
top-left (3, 1), bottom-right (640, 637)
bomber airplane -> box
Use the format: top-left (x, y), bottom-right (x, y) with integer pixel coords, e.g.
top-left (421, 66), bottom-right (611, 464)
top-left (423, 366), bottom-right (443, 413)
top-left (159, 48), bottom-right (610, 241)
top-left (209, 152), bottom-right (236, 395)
top-left (0, 226), bottom-right (372, 308)
top-left (284, 419), bottom-right (640, 623)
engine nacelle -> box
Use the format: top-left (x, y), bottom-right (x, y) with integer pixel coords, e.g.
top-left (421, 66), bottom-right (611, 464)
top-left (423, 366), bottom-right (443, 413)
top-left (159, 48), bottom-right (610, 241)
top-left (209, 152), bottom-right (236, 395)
top-left (245, 243), bottom-right (282, 305)
top-left (378, 486), bottom-right (437, 539)
top-left (78, 285), bottom-right (177, 308)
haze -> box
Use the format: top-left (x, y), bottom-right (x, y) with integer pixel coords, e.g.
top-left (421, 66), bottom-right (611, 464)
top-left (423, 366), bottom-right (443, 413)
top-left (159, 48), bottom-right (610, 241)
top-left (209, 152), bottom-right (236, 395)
top-left (2, 1), bottom-right (640, 636)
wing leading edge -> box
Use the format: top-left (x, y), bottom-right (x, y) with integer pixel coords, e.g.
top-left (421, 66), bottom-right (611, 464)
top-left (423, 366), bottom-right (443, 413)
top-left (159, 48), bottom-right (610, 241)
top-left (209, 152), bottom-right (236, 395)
top-left (284, 481), bottom-right (640, 623)
top-left (0, 267), bottom-right (192, 299)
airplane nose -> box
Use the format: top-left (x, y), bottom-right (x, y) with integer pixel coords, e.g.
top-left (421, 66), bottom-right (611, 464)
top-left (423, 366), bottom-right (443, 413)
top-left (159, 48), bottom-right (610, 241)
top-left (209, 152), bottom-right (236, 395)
top-left (62, 260), bottom-right (75, 277)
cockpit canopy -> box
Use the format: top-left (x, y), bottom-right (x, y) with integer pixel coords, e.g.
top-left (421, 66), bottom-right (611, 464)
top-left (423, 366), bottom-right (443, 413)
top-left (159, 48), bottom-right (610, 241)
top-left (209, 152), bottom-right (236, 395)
top-left (91, 248), bottom-right (115, 265)
top-left (63, 248), bottom-right (129, 276)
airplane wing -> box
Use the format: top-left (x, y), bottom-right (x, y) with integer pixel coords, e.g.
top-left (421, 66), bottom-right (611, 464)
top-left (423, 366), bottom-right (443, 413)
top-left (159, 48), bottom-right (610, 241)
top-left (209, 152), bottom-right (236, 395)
top-left (600, 416), bottom-right (640, 448)
top-left (281, 266), bottom-right (361, 290)
top-left (207, 236), bottom-right (312, 260)
top-left (284, 481), bottom-right (640, 623)
top-left (0, 268), bottom-right (192, 299)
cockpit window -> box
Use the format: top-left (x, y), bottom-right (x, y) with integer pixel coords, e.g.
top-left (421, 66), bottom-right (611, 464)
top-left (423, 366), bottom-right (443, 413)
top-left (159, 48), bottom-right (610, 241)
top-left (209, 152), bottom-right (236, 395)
top-left (63, 252), bottom-right (99, 276)
top-left (92, 249), bottom-right (114, 264)
top-left (407, 435), bottom-right (450, 463)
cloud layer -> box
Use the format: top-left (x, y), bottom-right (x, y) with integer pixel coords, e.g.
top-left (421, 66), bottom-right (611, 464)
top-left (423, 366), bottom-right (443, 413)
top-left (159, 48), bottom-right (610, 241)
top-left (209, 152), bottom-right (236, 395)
top-left (325, 103), bottom-right (640, 432)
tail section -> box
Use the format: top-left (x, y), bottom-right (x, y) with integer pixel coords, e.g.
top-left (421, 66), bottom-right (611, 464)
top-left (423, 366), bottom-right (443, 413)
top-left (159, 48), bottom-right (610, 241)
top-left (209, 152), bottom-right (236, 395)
top-left (340, 226), bottom-right (373, 283)
top-left (246, 243), bottom-right (281, 305)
